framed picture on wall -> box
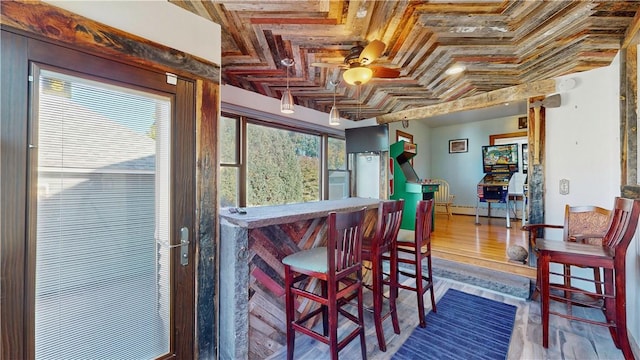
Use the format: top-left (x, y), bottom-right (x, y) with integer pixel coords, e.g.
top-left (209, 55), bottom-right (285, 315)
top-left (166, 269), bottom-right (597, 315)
top-left (396, 130), bottom-right (413, 144)
top-left (518, 116), bottom-right (528, 129)
top-left (449, 138), bottom-right (468, 153)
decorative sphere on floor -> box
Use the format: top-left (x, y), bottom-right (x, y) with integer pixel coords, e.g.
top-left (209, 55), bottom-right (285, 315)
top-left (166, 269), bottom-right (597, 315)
top-left (507, 245), bottom-right (528, 263)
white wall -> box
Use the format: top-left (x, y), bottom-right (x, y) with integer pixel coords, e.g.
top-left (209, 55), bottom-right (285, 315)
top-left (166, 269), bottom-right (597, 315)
top-left (546, 56), bottom-right (640, 345)
top-left (429, 115), bottom-right (525, 207)
top-left (544, 65), bottom-right (621, 230)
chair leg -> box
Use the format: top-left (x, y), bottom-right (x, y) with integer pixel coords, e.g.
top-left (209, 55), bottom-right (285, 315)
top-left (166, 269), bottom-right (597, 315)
top-left (371, 255), bottom-right (387, 352)
top-left (426, 251), bottom-right (436, 314)
top-left (603, 269), bottom-right (619, 348)
top-left (564, 264), bottom-right (573, 314)
top-left (539, 254), bottom-right (551, 348)
top-left (321, 281), bottom-right (328, 337)
top-left (328, 283), bottom-right (339, 360)
top-left (415, 248), bottom-right (427, 328)
top-left (613, 267), bottom-right (633, 360)
top-left (284, 266), bottom-right (296, 360)
top-left (530, 252), bottom-right (541, 301)
top-left (389, 250), bottom-right (400, 335)
top-left (603, 267), bottom-right (633, 360)
top-left (357, 277), bottom-right (368, 360)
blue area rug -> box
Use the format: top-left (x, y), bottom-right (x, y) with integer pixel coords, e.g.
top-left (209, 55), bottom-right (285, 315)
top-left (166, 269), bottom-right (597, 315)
top-left (392, 289), bottom-right (517, 360)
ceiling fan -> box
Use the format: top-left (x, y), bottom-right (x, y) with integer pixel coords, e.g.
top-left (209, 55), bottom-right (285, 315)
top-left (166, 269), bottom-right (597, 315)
top-left (311, 40), bottom-right (400, 85)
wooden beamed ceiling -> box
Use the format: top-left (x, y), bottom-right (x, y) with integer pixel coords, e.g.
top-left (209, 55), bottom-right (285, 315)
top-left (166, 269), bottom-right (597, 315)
top-left (171, 0), bottom-right (640, 122)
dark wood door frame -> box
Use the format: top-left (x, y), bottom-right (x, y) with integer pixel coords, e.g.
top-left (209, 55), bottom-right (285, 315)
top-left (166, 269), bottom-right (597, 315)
top-left (1, 3), bottom-right (220, 358)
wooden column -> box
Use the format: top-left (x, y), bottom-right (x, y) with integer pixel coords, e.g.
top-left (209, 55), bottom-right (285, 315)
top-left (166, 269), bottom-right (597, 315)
top-left (620, 7), bottom-right (640, 198)
top-left (621, 46), bottom-right (640, 199)
top-left (527, 96), bottom-right (546, 227)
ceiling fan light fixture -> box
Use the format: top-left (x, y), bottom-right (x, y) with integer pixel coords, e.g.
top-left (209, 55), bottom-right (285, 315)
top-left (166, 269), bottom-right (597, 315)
top-left (343, 66), bottom-right (373, 85)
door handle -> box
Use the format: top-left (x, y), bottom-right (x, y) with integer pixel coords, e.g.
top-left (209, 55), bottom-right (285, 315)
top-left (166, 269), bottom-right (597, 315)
top-left (179, 226), bottom-right (189, 266)
top-left (155, 226), bottom-right (190, 266)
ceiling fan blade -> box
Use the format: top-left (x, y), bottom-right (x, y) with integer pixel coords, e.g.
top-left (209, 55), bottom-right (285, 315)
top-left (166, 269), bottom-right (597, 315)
top-left (358, 40), bottom-right (385, 65)
top-left (370, 65), bottom-right (400, 78)
top-left (311, 62), bottom-right (346, 68)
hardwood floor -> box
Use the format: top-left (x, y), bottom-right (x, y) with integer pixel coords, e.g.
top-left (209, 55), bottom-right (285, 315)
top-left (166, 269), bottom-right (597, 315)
top-left (431, 213), bottom-right (536, 279)
top-left (265, 213), bottom-right (630, 360)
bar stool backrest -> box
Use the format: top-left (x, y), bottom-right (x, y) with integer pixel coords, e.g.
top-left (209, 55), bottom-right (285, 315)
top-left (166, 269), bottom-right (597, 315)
top-left (415, 199), bottom-right (434, 247)
top-left (372, 199), bottom-right (405, 253)
top-left (328, 208), bottom-right (366, 276)
top-left (601, 197), bottom-right (640, 256)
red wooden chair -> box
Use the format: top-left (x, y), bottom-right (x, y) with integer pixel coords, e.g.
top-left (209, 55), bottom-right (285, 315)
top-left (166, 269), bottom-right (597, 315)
top-left (536, 197), bottom-right (640, 360)
top-left (361, 199), bottom-right (404, 352)
top-left (282, 208), bottom-right (367, 360)
top-left (393, 199), bottom-right (437, 328)
top-left (524, 204), bottom-right (611, 299)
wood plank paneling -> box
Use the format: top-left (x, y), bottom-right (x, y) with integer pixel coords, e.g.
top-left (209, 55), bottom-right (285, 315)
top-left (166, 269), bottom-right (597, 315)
top-left (195, 78), bottom-right (220, 360)
top-left (172, 0), bottom-right (639, 121)
top-left (245, 208), bottom-right (377, 359)
top-left (0, 29), bottom-right (29, 360)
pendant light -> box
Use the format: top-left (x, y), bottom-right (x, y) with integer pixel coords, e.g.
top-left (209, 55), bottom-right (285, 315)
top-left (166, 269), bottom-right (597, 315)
top-left (329, 80), bottom-right (340, 126)
top-left (280, 58), bottom-right (295, 114)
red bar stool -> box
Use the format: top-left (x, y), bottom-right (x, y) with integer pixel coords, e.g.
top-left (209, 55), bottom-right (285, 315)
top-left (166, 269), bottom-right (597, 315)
top-left (393, 199), bottom-right (437, 328)
top-left (282, 208), bottom-right (367, 360)
top-left (536, 197), bottom-right (640, 360)
top-left (361, 199), bottom-right (404, 351)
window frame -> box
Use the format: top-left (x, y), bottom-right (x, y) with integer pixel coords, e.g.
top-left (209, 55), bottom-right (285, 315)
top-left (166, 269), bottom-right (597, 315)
top-left (219, 111), bottom-right (346, 207)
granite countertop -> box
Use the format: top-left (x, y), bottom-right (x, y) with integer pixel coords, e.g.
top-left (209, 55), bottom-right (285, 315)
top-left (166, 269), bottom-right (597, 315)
top-left (220, 197), bottom-right (381, 229)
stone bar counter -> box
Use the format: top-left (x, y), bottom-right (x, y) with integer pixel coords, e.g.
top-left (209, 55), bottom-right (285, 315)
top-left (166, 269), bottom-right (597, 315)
top-left (219, 198), bottom-right (381, 360)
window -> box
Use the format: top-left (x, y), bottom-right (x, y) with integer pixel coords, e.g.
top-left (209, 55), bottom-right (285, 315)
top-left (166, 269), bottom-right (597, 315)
top-left (220, 114), bottom-right (241, 207)
top-left (328, 137), bottom-right (349, 199)
top-left (220, 111), bottom-right (344, 207)
top-left (246, 122), bottom-right (321, 206)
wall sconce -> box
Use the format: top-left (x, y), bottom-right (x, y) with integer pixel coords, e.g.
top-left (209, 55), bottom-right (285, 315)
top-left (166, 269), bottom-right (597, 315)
top-left (280, 58), bottom-right (294, 114)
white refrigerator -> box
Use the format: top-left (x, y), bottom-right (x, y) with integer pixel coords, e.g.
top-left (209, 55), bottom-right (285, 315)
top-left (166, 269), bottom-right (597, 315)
top-left (350, 152), bottom-right (388, 199)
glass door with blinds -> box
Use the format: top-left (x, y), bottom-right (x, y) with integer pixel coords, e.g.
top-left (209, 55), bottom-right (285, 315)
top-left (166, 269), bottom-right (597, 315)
top-left (30, 66), bottom-right (181, 359)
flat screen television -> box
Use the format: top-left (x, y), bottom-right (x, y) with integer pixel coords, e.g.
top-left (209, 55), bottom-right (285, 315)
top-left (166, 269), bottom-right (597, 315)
top-left (345, 125), bottom-right (389, 153)
top-left (482, 143), bottom-right (519, 173)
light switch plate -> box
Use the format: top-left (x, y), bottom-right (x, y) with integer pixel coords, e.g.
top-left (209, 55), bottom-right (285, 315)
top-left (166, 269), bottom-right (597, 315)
top-left (559, 179), bottom-right (570, 195)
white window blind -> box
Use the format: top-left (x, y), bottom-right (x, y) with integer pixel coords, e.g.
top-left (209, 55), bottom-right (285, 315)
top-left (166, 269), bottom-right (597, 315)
top-left (35, 69), bottom-right (172, 359)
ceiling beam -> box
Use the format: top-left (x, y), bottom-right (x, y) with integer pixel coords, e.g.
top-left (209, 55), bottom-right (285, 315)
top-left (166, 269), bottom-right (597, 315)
top-left (375, 79), bottom-right (557, 124)
top-left (621, 7), bottom-right (640, 49)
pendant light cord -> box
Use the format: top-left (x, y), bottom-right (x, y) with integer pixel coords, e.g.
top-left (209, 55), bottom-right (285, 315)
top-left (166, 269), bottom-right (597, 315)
top-left (357, 84), bottom-right (361, 120)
